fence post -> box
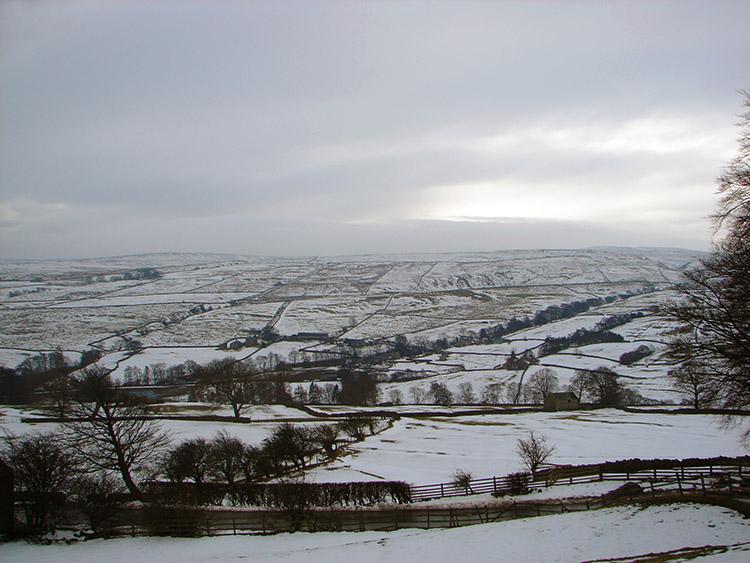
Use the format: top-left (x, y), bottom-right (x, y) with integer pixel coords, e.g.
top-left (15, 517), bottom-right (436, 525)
top-left (206, 519), bottom-right (211, 537)
top-left (701, 475), bottom-right (706, 495)
top-left (440, 483), bottom-right (444, 498)
top-left (493, 476), bottom-right (497, 494)
top-left (677, 475), bottom-right (683, 495)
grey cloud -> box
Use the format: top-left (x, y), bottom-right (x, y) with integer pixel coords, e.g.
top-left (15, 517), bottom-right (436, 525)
top-left (1, 1), bottom-right (749, 259)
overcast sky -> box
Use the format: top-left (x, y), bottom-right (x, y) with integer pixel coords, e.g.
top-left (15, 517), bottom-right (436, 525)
top-left (1, 1), bottom-right (749, 259)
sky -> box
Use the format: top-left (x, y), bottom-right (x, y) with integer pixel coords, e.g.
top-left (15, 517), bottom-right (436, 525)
top-left (1, 1), bottom-right (749, 260)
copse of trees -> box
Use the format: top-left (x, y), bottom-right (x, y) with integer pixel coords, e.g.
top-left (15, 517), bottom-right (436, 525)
top-left (667, 91), bottom-right (750, 419)
top-left (619, 345), bottom-right (653, 366)
top-left (538, 327), bottom-right (625, 357)
top-left (567, 366), bottom-right (647, 407)
top-left (0, 349), bottom-right (102, 406)
top-left (479, 297), bottom-right (633, 343)
top-left (161, 417), bottom-right (386, 487)
top-left (122, 360), bottom-right (199, 386)
top-left (668, 361), bottom-right (718, 409)
top-left (1, 432), bottom-right (79, 533)
top-left (339, 369), bottom-right (380, 406)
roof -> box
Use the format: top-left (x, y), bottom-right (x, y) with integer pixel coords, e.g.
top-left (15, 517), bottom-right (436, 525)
top-left (547, 392), bottom-right (579, 401)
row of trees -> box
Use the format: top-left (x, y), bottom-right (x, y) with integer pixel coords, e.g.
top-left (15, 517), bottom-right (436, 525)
top-left (393, 366), bottom-right (649, 407)
top-left (190, 360), bottom-right (381, 416)
top-left (164, 418), bottom-right (384, 486)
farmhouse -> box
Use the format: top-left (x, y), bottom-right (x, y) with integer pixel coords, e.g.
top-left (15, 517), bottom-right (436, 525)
top-left (544, 392), bottom-right (580, 411)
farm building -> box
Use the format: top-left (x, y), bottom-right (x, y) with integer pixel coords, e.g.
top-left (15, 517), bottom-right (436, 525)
top-left (544, 392), bottom-right (580, 411)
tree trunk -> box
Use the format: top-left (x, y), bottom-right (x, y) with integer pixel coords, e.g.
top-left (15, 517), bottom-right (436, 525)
top-left (119, 464), bottom-right (140, 495)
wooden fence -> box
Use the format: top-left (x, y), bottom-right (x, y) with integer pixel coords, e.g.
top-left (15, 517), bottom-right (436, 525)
top-left (410, 459), bottom-right (749, 502)
top-left (14, 459), bottom-right (750, 538)
top-left (106, 477), bottom-right (749, 537)
top-left (102, 496), bottom-right (638, 537)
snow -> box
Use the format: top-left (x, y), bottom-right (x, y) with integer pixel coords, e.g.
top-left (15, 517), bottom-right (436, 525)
top-left (305, 410), bottom-right (746, 484)
top-left (1, 504), bottom-right (748, 562)
top-left (5, 249), bottom-right (742, 558)
top-left (108, 347), bottom-right (244, 380)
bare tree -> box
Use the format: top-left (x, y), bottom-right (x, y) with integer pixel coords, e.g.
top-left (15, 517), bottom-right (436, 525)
top-left (429, 381), bottom-right (453, 406)
top-left (527, 368), bottom-right (559, 400)
top-left (452, 468), bottom-right (474, 494)
top-left (208, 431), bottom-right (246, 484)
top-left (70, 473), bottom-right (125, 533)
top-left (310, 424), bottom-right (341, 458)
top-left (456, 382), bottom-right (476, 404)
top-left (39, 372), bottom-right (74, 419)
top-left (409, 386), bottom-right (426, 404)
top-left (583, 366), bottom-right (623, 407)
top-left (481, 383), bottom-right (503, 405)
top-left (164, 438), bottom-right (212, 483)
top-left (515, 431), bottom-right (555, 476)
top-left (2, 432), bottom-right (78, 531)
top-left (196, 358), bottom-right (256, 418)
top-left (668, 361), bottom-right (718, 409)
top-left (667, 92), bottom-right (750, 415)
top-left (65, 365), bottom-right (170, 495)
top-left (337, 416), bottom-right (370, 441)
top-left (387, 388), bottom-right (403, 405)
top-left (505, 382), bottom-right (521, 404)
top-left (292, 384), bottom-right (308, 404)
top-left (262, 423), bottom-right (317, 471)
top-left (568, 371), bottom-right (588, 403)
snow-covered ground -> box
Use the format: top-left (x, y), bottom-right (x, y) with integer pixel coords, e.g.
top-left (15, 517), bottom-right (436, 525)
top-left (1, 504), bottom-right (747, 562)
top-left (306, 410), bottom-right (746, 484)
top-left (0, 247), bottom-right (699, 364)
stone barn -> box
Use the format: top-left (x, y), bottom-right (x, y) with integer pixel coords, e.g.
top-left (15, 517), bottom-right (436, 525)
top-left (544, 392), bottom-right (580, 411)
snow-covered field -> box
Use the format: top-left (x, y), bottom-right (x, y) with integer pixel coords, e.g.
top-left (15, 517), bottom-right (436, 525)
top-left (7, 249), bottom-right (749, 560)
top-left (1, 504), bottom-right (748, 563)
top-left (0, 247), bottom-right (700, 362)
top-left (306, 409), bottom-right (745, 484)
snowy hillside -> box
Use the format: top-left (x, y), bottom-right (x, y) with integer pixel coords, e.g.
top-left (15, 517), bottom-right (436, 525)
top-left (0, 247), bottom-right (703, 404)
